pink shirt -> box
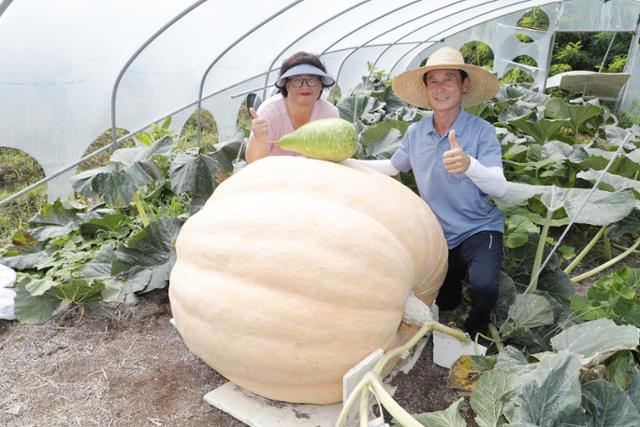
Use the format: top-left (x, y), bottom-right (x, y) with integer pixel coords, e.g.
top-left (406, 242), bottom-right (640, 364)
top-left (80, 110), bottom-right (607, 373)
top-left (255, 94), bottom-right (340, 157)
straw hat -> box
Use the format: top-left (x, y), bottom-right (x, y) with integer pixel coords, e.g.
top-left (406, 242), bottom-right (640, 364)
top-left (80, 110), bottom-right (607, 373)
top-left (392, 47), bottom-right (500, 109)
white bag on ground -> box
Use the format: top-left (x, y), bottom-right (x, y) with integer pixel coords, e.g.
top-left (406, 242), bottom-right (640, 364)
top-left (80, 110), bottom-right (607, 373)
top-left (0, 263), bottom-right (17, 320)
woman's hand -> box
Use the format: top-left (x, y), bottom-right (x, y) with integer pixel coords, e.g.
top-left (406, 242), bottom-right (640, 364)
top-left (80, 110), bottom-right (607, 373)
top-left (250, 108), bottom-right (269, 143)
top-left (246, 108), bottom-right (270, 163)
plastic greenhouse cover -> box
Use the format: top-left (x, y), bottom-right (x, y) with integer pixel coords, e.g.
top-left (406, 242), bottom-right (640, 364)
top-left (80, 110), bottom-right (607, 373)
top-left (0, 0), bottom-right (603, 199)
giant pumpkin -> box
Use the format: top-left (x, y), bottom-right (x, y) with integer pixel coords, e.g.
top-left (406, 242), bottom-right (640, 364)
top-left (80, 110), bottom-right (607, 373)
top-left (169, 156), bottom-right (447, 404)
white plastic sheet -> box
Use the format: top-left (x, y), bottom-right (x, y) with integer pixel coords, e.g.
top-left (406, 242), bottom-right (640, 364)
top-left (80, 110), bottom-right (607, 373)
top-left (0, 263), bottom-right (16, 320)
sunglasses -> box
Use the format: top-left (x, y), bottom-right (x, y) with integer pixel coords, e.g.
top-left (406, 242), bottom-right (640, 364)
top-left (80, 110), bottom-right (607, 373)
top-left (287, 77), bottom-right (321, 88)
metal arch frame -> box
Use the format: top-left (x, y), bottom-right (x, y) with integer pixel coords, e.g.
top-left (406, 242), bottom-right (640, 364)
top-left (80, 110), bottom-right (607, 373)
top-left (0, 71), bottom-right (271, 208)
top-left (363, 0), bottom-right (510, 81)
top-left (331, 0), bottom-right (470, 88)
top-left (260, 0), bottom-right (374, 102)
top-left (0, 0), bottom-right (568, 208)
top-left (0, 0), bottom-right (13, 18)
top-left (227, 43), bottom-right (422, 101)
top-left (230, 0), bottom-right (428, 101)
top-left (319, 0), bottom-right (423, 57)
top-left (2, 0), bottom-right (211, 208)
top-left (230, 0), bottom-right (431, 101)
top-left (111, 0), bottom-right (209, 147)
top-left (195, 0), bottom-right (305, 145)
top-left (389, 0), bottom-right (561, 75)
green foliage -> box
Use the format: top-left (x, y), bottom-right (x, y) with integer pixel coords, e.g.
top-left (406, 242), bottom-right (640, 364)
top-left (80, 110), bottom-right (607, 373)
top-left (460, 41), bottom-right (494, 69)
top-left (406, 398), bottom-right (466, 427)
top-left (607, 54), bottom-right (628, 72)
top-left (469, 320), bottom-right (640, 426)
top-left (553, 31), bottom-right (633, 73)
top-left (135, 116), bottom-right (175, 147)
top-left (77, 128), bottom-right (135, 173)
top-left (517, 7), bottom-right (550, 31)
top-left (544, 98), bottom-right (604, 135)
top-left (555, 41), bottom-right (591, 70)
top-left (178, 108), bottom-right (219, 150)
top-left (0, 148), bottom-right (47, 244)
top-left (500, 68), bottom-right (534, 86)
top-left (618, 100), bottom-right (640, 128)
top-left (1, 127), bottom-right (241, 323)
top-left (569, 267), bottom-right (640, 326)
top-left (549, 62), bottom-right (573, 76)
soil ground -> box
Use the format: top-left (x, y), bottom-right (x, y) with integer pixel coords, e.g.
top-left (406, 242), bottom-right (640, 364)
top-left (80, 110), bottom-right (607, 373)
top-left (0, 290), bottom-right (468, 427)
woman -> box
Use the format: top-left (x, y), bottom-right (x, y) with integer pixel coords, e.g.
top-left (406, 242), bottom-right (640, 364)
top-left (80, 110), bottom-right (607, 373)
top-left (245, 51), bottom-right (339, 163)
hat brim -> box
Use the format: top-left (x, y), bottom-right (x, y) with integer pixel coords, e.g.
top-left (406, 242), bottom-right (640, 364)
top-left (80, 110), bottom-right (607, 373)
top-left (391, 64), bottom-right (500, 109)
top-left (275, 64), bottom-right (335, 89)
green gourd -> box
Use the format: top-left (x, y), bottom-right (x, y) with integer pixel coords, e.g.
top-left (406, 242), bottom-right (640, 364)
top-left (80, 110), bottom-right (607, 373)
top-left (277, 117), bottom-right (357, 162)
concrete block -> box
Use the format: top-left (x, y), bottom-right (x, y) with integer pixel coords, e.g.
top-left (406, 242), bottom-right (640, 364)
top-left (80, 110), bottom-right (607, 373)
top-left (204, 382), bottom-right (342, 427)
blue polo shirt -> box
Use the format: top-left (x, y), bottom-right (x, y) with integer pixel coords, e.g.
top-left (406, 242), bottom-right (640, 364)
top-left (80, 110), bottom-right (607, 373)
top-left (391, 108), bottom-right (504, 249)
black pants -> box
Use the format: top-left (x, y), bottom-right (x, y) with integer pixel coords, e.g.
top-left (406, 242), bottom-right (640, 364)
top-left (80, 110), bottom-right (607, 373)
top-left (435, 231), bottom-right (503, 337)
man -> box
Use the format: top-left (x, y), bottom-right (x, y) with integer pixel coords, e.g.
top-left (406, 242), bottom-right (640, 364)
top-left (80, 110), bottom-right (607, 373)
top-left (351, 47), bottom-right (507, 338)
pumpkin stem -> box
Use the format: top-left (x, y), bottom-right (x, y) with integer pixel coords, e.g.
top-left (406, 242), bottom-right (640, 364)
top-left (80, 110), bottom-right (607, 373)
top-left (336, 320), bottom-right (469, 427)
top-left (335, 372), bottom-right (423, 427)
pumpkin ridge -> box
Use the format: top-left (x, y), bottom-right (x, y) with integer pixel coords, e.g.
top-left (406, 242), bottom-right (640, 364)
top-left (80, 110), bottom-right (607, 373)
top-left (169, 156), bottom-right (448, 404)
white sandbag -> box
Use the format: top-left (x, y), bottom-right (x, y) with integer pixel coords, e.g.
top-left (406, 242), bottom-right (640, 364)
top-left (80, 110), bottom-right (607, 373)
top-left (0, 264), bottom-right (17, 320)
top-left (0, 263), bottom-right (16, 288)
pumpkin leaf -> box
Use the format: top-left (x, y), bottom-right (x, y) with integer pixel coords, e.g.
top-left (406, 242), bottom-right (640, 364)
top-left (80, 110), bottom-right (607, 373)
top-left (603, 125), bottom-right (639, 150)
top-left (70, 166), bottom-right (112, 197)
top-left (577, 169), bottom-right (640, 194)
top-left (605, 351), bottom-right (637, 390)
top-left (571, 146), bottom-right (640, 180)
top-left (13, 283), bottom-right (61, 324)
top-left (72, 151), bottom-right (162, 207)
top-left (504, 214), bottom-right (539, 248)
top-left (79, 213), bottom-right (127, 238)
top-left (359, 119), bottom-right (406, 159)
top-left (409, 398), bottom-right (467, 427)
top-left (508, 294), bottom-right (555, 330)
top-left (337, 92), bottom-right (384, 123)
top-left (493, 272), bottom-right (517, 323)
top-left (626, 369), bottom-right (640, 412)
top-left (582, 379), bottom-right (640, 426)
top-left (0, 248), bottom-right (53, 270)
top-left (470, 370), bottom-right (516, 427)
top-left (448, 355), bottom-right (496, 391)
top-left (170, 151), bottom-right (217, 196)
top-left (90, 168), bottom-right (139, 207)
top-left (112, 217), bottom-right (181, 273)
top-left (494, 346), bottom-right (537, 376)
top-left (111, 217), bottom-right (182, 299)
top-left (110, 135), bottom-right (175, 166)
top-left (550, 319), bottom-right (640, 366)
top-left (27, 200), bottom-right (81, 241)
top-left (540, 140), bottom-right (576, 161)
top-left (24, 278), bottom-right (57, 296)
top-left (544, 98), bottom-right (603, 134)
top-left (49, 278), bottom-right (105, 305)
top-left (506, 352), bottom-right (583, 426)
top-left (496, 183), bottom-right (636, 226)
top-left (170, 140), bottom-right (238, 204)
top-left (508, 111), bottom-right (568, 144)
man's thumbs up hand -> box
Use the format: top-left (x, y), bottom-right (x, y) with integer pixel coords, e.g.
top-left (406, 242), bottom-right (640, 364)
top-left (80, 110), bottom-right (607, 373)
top-left (443, 129), bottom-right (470, 175)
top-left (249, 107), bottom-right (269, 142)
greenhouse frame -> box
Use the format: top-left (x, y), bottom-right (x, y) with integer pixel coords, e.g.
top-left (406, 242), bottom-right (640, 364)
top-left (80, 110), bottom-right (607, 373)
top-left (0, 0), bottom-right (639, 201)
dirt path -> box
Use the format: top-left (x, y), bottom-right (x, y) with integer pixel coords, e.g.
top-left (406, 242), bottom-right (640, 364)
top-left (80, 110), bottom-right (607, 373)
top-left (0, 290), bottom-right (468, 427)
